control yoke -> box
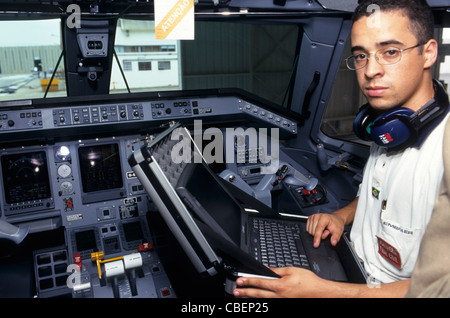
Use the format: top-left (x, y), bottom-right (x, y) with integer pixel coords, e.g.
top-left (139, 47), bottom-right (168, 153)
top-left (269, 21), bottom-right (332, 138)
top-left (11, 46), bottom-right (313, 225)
top-left (219, 162), bottom-right (318, 207)
top-left (0, 219), bottom-right (29, 244)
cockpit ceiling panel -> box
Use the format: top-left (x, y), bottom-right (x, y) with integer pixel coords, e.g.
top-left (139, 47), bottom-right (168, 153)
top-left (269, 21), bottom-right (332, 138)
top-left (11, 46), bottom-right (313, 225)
top-left (0, 0), bottom-right (446, 18)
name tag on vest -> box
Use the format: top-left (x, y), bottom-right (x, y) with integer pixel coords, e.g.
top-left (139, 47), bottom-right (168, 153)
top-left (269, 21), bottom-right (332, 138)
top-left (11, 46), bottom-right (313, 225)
top-left (376, 236), bottom-right (402, 268)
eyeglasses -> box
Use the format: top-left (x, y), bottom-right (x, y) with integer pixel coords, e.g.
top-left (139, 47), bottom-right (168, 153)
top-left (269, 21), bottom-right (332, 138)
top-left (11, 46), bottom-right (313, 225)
top-left (345, 43), bottom-right (424, 70)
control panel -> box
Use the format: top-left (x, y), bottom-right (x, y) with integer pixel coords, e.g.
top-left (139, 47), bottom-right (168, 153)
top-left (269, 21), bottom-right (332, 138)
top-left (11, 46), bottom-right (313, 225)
top-left (0, 109), bottom-right (43, 131)
top-left (1, 136), bottom-right (144, 220)
top-left (0, 91), bottom-right (298, 144)
top-left (53, 103), bottom-right (144, 126)
top-left (0, 133), bottom-right (175, 298)
top-left (0, 90), bottom-right (326, 298)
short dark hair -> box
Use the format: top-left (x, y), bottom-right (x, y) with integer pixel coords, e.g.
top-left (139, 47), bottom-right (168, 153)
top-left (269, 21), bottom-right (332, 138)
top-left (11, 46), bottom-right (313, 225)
top-left (353, 0), bottom-right (434, 45)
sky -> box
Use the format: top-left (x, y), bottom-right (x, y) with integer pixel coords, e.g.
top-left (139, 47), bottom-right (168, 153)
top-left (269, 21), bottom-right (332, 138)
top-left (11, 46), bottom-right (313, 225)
top-left (0, 19), bottom-right (61, 46)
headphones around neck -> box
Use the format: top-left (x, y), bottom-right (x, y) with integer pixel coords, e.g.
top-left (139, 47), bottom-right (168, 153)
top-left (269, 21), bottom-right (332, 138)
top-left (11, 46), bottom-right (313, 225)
top-left (353, 80), bottom-right (450, 151)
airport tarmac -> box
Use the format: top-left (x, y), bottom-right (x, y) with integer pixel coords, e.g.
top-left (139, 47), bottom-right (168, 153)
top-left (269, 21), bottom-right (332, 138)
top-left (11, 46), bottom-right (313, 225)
top-left (0, 73), bottom-right (180, 102)
top-left (0, 73), bottom-right (66, 101)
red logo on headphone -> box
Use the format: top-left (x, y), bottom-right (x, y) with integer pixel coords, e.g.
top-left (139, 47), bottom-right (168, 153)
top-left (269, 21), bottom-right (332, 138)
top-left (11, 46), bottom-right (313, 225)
top-left (378, 133), bottom-right (393, 144)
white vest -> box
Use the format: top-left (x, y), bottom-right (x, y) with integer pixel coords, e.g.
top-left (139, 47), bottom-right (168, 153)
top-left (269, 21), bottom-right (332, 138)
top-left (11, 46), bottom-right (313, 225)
top-left (351, 113), bottom-right (450, 283)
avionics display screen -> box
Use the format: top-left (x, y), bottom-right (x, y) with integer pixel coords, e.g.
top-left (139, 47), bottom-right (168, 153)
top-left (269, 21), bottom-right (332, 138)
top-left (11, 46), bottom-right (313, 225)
top-left (1, 151), bottom-right (51, 204)
top-left (78, 143), bottom-right (123, 193)
top-left (75, 229), bottom-right (98, 252)
top-left (123, 221), bottom-right (144, 242)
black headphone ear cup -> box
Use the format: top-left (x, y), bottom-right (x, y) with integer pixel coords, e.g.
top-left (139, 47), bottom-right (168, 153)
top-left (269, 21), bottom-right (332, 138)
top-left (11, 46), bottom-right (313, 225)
top-left (353, 80), bottom-right (449, 150)
top-left (353, 104), bottom-right (377, 141)
top-left (370, 108), bottom-right (415, 148)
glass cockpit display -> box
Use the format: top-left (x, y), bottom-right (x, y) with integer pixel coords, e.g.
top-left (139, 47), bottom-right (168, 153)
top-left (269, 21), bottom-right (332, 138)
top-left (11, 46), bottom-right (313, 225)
top-left (78, 143), bottom-right (125, 204)
top-left (1, 151), bottom-right (51, 204)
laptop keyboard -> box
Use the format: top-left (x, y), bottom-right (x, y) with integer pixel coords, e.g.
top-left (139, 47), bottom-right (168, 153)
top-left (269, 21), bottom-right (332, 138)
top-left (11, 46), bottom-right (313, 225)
top-left (249, 218), bottom-right (310, 269)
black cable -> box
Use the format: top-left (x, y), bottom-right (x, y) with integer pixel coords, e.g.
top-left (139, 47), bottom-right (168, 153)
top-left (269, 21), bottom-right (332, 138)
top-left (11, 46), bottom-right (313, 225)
top-left (113, 48), bottom-right (131, 93)
top-left (44, 49), bottom-right (65, 98)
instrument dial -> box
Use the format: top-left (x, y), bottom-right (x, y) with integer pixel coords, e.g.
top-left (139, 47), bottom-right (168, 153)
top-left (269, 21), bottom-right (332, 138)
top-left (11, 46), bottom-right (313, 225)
top-left (57, 164), bottom-right (72, 178)
top-left (60, 181), bottom-right (73, 195)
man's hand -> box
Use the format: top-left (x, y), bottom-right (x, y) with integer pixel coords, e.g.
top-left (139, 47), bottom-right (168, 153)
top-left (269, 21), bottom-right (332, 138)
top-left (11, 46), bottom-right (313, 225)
top-left (306, 213), bottom-right (345, 248)
top-left (306, 198), bottom-right (358, 248)
top-left (233, 266), bottom-right (411, 298)
top-left (233, 267), bottom-right (326, 298)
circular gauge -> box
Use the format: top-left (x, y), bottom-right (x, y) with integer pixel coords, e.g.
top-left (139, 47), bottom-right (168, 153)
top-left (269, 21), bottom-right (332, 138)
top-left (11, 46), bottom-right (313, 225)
top-left (60, 181), bottom-right (73, 195)
top-left (55, 146), bottom-right (71, 161)
top-left (57, 164), bottom-right (72, 178)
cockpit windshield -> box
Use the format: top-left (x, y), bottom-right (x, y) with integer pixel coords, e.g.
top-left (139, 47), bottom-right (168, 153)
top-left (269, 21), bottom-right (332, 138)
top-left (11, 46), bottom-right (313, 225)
top-left (0, 18), bottom-right (299, 108)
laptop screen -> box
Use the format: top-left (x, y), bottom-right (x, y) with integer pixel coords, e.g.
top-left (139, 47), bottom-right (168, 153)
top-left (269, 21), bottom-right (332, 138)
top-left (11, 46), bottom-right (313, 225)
top-left (175, 161), bottom-right (243, 246)
top-left (171, 158), bottom-right (279, 278)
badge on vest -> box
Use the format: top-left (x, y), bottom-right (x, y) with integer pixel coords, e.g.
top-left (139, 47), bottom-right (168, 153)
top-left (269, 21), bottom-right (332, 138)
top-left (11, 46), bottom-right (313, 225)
top-left (376, 236), bottom-right (402, 268)
top-left (372, 187), bottom-right (380, 199)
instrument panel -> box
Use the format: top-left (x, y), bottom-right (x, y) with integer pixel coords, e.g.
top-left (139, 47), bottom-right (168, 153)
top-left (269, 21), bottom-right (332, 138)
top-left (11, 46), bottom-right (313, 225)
top-left (0, 90), bottom-right (326, 298)
top-left (0, 90), bottom-right (300, 227)
top-left (0, 91), bottom-right (298, 146)
top-left (0, 133), bottom-right (175, 298)
top-left (0, 136), bottom-right (142, 221)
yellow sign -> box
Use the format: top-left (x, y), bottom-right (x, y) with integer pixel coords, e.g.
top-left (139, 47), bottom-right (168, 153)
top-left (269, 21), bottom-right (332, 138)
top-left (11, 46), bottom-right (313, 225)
top-left (155, 0), bottom-right (194, 40)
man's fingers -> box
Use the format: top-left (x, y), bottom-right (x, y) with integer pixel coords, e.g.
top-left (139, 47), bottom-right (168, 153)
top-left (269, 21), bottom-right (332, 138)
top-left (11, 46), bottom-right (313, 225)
top-left (233, 286), bottom-right (277, 298)
top-left (234, 267), bottom-right (293, 298)
top-left (321, 229), bottom-right (331, 240)
top-left (329, 230), bottom-right (343, 246)
top-left (236, 275), bottom-right (277, 290)
top-left (307, 214), bottom-right (343, 248)
top-left (234, 275), bottom-right (279, 298)
top-left (312, 217), bottom-right (330, 247)
top-left (312, 228), bottom-right (326, 248)
top-left (306, 213), bottom-right (320, 234)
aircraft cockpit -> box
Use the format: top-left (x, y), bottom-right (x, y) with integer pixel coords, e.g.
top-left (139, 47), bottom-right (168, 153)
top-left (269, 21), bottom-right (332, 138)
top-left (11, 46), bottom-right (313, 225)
top-left (0, 0), bottom-right (448, 301)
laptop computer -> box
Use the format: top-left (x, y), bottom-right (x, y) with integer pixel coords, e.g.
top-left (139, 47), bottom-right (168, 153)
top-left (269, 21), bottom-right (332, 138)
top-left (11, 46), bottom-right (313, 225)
top-left (128, 123), bottom-right (367, 289)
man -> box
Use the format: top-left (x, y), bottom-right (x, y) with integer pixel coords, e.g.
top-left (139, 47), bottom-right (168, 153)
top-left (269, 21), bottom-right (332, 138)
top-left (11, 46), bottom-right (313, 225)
top-left (233, 0), bottom-right (449, 297)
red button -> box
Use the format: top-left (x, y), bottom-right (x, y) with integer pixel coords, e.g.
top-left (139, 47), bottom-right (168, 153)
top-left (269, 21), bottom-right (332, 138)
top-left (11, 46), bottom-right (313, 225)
top-left (74, 253), bottom-right (82, 269)
top-left (161, 288), bottom-right (171, 297)
top-left (138, 242), bottom-right (154, 252)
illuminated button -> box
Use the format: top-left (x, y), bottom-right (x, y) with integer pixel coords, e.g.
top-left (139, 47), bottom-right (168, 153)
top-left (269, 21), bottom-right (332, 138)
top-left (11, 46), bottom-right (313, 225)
top-left (56, 146), bottom-right (71, 160)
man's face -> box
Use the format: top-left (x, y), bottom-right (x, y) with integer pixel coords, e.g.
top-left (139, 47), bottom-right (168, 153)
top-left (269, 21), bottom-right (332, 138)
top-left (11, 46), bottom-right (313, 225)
top-left (351, 11), bottom-right (431, 111)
